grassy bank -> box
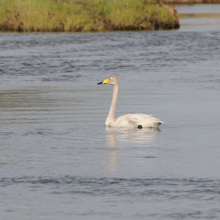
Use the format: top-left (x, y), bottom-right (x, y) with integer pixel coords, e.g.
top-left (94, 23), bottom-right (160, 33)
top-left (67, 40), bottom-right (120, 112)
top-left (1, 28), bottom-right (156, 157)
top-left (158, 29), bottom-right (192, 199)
top-left (0, 0), bottom-right (179, 32)
top-left (161, 0), bottom-right (220, 4)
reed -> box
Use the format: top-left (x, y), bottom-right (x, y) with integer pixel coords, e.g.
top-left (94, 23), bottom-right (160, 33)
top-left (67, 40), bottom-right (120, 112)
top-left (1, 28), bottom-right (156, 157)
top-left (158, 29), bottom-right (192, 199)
top-left (0, 0), bottom-right (179, 32)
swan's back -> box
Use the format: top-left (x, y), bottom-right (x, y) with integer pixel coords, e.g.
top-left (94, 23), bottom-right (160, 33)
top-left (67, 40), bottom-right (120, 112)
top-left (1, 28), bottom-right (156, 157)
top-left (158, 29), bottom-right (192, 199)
top-left (110, 114), bottom-right (163, 128)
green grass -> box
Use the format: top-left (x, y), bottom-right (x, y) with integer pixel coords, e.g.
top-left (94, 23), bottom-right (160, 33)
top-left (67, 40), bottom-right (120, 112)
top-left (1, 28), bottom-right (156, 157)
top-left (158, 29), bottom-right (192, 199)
top-left (0, 0), bottom-right (180, 32)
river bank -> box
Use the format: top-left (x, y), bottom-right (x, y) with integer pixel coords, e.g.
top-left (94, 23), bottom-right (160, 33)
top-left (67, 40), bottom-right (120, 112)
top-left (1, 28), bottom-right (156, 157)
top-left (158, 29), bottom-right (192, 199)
top-left (161, 0), bottom-right (220, 4)
top-left (0, 0), bottom-right (179, 32)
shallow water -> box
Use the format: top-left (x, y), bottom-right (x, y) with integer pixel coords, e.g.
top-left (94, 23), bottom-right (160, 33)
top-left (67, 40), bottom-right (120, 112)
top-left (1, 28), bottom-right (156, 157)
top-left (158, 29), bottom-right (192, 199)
top-left (1, 5), bottom-right (220, 220)
top-left (176, 4), bottom-right (220, 30)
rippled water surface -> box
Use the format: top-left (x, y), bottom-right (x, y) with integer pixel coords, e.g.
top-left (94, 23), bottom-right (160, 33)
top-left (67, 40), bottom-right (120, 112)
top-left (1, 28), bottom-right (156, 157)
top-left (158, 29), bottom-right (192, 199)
top-left (176, 4), bottom-right (220, 30)
top-left (1, 5), bottom-right (220, 220)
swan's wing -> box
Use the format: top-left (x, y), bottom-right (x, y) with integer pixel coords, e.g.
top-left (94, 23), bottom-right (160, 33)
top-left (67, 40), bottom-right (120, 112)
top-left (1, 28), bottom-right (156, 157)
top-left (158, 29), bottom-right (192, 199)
top-left (128, 114), bottom-right (145, 125)
top-left (128, 114), bottom-right (155, 125)
top-left (115, 114), bottom-right (163, 128)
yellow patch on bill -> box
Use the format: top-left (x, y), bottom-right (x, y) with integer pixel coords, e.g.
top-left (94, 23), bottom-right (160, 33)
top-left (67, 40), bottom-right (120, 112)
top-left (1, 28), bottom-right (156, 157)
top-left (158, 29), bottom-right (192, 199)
top-left (102, 79), bottom-right (109, 84)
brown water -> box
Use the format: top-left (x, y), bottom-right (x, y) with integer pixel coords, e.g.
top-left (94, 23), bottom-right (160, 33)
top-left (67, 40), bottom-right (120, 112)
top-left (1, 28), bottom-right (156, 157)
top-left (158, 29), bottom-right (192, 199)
top-left (0, 5), bottom-right (220, 220)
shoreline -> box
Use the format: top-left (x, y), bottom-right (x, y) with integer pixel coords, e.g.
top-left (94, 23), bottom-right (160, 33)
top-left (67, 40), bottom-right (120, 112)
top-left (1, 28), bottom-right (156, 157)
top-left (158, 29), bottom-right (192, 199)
top-left (0, 0), bottom-right (179, 32)
top-left (161, 0), bottom-right (220, 4)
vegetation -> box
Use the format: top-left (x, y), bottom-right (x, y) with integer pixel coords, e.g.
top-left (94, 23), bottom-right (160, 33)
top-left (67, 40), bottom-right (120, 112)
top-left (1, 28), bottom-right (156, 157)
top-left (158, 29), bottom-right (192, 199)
top-left (161, 0), bottom-right (220, 4)
top-left (0, 0), bottom-right (179, 32)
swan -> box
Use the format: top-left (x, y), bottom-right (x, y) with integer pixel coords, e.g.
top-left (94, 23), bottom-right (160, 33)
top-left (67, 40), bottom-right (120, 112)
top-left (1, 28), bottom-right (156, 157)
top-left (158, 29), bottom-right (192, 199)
top-left (97, 76), bottom-right (163, 129)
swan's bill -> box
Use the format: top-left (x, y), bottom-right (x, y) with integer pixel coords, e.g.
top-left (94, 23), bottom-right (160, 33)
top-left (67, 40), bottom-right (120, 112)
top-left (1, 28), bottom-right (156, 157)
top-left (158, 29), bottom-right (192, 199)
top-left (97, 78), bottom-right (109, 85)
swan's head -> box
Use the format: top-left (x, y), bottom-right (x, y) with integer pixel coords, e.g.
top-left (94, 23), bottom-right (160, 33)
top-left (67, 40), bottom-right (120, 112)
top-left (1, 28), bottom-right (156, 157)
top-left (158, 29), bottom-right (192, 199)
top-left (97, 76), bottom-right (118, 86)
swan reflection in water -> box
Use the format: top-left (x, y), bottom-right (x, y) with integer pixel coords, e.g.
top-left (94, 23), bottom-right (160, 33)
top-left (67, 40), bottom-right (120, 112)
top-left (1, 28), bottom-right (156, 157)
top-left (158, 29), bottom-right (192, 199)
top-left (106, 126), bottom-right (160, 146)
top-left (103, 127), bottom-right (160, 173)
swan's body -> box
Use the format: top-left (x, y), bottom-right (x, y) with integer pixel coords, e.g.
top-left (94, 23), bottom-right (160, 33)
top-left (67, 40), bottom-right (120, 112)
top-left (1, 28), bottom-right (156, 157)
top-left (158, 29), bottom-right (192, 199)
top-left (107, 113), bottom-right (162, 128)
top-left (98, 76), bottom-right (163, 129)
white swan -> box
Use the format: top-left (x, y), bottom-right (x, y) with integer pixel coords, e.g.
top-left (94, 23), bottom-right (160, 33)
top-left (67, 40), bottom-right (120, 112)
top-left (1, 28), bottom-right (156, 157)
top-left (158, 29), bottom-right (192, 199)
top-left (98, 76), bottom-right (163, 129)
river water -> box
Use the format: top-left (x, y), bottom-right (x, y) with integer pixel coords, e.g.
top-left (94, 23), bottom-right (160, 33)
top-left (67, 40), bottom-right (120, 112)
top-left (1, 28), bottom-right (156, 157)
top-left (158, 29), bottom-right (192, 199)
top-left (0, 4), bottom-right (220, 220)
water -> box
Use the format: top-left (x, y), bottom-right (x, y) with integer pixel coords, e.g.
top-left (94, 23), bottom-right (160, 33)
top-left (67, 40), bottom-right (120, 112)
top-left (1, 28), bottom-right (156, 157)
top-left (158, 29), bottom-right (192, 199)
top-left (176, 4), bottom-right (220, 30)
top-left (0, 4), bottom-right (220, 220)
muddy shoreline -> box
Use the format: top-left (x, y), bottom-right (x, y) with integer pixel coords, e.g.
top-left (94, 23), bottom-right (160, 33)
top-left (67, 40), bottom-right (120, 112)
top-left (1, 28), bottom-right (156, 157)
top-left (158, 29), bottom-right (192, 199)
top-left (162, 0), bottom-right (220, 4)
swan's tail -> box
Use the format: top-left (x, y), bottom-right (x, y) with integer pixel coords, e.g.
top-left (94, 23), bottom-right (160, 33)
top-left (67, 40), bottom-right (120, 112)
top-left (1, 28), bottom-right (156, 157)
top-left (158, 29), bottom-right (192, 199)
top-left (153, 121), bottom-right (164, 128)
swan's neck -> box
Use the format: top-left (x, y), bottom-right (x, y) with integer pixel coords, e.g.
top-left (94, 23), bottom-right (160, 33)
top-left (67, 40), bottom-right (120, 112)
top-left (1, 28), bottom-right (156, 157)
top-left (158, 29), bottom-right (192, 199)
top-left (105, 84), bottom-right (118, 126)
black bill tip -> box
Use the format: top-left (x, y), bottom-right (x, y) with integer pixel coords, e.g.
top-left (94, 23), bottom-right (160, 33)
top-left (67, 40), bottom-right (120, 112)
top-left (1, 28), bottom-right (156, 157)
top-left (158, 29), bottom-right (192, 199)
top-left (97, 81), bottom-right (103, 85)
